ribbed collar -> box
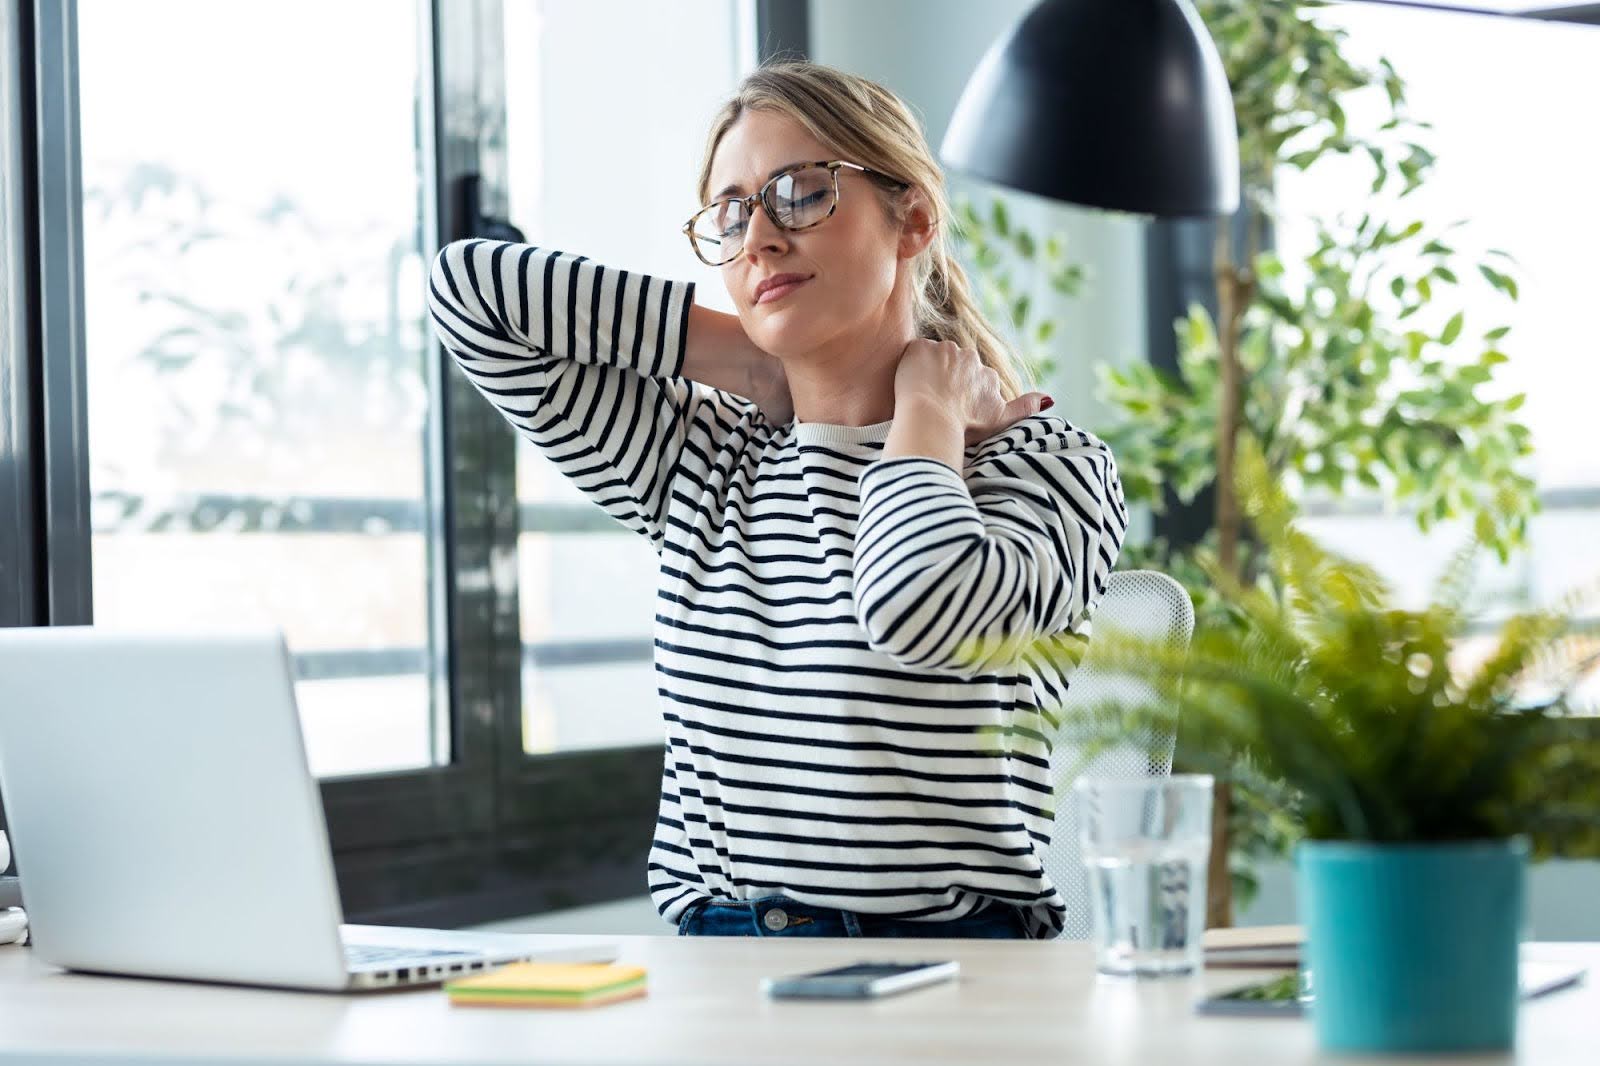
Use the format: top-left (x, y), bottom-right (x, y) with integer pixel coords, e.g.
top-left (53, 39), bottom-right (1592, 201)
top-left (791, 417), bottom-right (895, 445)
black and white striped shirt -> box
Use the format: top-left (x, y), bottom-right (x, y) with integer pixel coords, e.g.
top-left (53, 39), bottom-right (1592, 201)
top-left (426, 239), bottom-right (1128, 938)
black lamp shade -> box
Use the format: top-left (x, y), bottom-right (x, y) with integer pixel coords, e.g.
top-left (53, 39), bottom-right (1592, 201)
top-left (940, 0), bottom-right (1240, 218)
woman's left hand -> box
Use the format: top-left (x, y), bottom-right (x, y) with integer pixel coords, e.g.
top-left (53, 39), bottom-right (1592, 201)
top-left (893, 339), bottom-right (1053, 447)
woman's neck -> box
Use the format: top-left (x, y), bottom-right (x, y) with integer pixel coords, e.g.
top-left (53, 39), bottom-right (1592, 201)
top-left (782, 288), bottom-right (918, 428)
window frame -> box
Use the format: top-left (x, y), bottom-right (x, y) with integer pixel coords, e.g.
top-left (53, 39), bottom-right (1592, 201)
top-left (1, 0), bottom-right (91, 633)
top-left (2, 0), bottom-right (93, 867)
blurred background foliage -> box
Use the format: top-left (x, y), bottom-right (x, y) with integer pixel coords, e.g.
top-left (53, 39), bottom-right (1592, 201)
top-left (951, 0), bottom-right (1542, 923)
top-left (1060, 438), bottom-right (1600, 859)
top-left (948, 193), bottom-right (1085, 386)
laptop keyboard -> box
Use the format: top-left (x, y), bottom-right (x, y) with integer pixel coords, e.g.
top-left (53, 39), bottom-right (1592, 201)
top-left (344, 943), bottom-right (479, 967)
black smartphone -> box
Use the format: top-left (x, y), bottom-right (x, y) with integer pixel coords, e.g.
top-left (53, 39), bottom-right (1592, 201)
top-left (1196, 972), bottom-right (1308, 1017)
top-left (1196, 963), bottom-right (1587, 1018)
top-left (761, 960), bottom-right (960, 999)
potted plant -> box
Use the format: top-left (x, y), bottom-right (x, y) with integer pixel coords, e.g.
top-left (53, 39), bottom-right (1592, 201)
top-left (1046, 440), bottom-right (1600, 1053)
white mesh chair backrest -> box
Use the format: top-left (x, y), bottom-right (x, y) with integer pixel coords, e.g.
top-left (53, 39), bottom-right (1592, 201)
top-left (1041, 570), bottom-right (1194, 940)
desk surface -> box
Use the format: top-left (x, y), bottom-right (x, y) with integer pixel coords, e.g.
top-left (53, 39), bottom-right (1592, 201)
top-left (0, 933), bottom-right (1594, 1065)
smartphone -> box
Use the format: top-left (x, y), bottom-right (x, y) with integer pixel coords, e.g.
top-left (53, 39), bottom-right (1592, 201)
top-left (761, 960), bottom-right (960, 999)
top-left (1195, 972), bottom-right (1308, 1017)
top-left (1196, 963), bottom-right (1586, 1018)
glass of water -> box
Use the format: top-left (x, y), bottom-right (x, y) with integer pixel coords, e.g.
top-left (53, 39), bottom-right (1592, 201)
top-left (1073, 774), bottom-right (1214, 976)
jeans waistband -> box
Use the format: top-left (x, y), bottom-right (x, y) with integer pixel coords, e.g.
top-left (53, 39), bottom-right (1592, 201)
top-left (678, 893), bottom-right (1032, 939)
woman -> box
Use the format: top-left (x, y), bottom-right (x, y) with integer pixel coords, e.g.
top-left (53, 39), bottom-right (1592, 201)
top-left (426, 60), bottom-right (1127, 940)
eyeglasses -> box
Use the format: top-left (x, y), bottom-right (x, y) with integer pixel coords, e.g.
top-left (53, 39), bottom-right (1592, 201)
top-left (683, 160), bottom-right (908, 267)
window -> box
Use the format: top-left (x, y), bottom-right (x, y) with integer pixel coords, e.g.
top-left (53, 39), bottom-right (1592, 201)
top-left (1274, 5), bottom-right (1600, 705)
top-left (503, 0), bottom-right (754, 754)
top-left (79, 0), bottom-right (447, 778)
top-left (3, 0), bottom-right (759, 926)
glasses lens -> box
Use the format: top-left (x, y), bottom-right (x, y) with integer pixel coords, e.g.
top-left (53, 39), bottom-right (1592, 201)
top-left (691, 199), bottom-right (747, 264)
top-left (767, 166), bottom-right (834, 229)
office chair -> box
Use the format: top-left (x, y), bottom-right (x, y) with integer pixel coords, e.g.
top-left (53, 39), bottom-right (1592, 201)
top-left (1039, 570), bottom-right (1195, 940)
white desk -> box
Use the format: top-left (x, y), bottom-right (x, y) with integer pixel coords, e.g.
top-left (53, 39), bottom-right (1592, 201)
top-left (0, 934), bottom-right (1594, 1065)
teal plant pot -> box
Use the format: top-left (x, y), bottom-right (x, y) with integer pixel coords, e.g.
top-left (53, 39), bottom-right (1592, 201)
top-left (1296, 837), bottom-right (1527, 1053)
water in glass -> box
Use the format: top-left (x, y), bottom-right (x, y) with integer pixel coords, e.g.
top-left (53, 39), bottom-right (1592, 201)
top-left (1074, 775), bottom-right (1213, 976)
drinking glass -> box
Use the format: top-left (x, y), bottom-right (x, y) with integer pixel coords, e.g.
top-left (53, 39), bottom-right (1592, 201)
top-left (1073, 774), bottom-right (1214, 976)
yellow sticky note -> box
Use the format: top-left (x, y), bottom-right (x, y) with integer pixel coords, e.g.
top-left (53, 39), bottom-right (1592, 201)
top-left (445, 962), bottom-right (648, 1009)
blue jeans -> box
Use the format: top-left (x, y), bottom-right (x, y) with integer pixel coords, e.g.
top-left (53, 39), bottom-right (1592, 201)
top-left (676, 894), bottom-right (1033, 939)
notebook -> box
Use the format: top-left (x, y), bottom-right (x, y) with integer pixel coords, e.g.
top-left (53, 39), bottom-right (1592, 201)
top-left (1202, 924), bottom-right (1305, 968)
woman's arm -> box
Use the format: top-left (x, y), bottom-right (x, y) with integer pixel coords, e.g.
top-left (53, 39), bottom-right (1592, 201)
top-left (427, 238), bottom-right (736, 551)
top-left (683, 303), bottom-right (791, 423)
top-left (851, 416), bottom-right (1128, 680)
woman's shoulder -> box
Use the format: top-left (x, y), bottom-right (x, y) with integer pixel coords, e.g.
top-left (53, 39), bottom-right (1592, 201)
top-left (964, 413), bottom-right (1126, 527)
top-left (670, 383), bottom-right (794, 470)
top-left (967, 412), bottom-right (1115, 467)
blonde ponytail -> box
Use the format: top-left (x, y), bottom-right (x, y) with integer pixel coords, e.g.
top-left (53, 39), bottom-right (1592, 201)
top-left (915, 226), bottom-right (1038, 399)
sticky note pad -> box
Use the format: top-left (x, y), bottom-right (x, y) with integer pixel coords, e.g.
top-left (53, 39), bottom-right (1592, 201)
top-left (445, 961), bottom-right (648, 1009)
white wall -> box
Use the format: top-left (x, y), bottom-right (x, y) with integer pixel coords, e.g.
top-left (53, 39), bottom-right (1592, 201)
top-left (505, 0), bottom-right (753, 310)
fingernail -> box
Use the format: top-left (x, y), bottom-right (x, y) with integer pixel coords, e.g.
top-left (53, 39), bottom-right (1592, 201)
top-left (1040, 396), bottom-right (1055, 410)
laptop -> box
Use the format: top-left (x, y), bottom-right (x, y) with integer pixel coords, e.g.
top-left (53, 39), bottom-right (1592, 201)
top-left (0, 627), bottom-right (617, 992)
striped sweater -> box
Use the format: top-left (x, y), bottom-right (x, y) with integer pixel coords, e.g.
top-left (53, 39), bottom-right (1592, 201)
top-left (426, 238), bottom-right (1128, 938)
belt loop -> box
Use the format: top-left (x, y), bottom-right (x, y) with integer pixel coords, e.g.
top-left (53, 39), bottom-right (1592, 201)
top-left (842, 909), bottom-right (862, 937)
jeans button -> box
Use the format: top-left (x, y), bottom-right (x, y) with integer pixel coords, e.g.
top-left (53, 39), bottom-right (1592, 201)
top-left (762, 907), bottom-right (790, 932)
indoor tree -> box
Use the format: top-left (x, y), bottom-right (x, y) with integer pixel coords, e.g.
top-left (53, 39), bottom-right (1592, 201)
top-left (1102, 0), bottom-right (1539, 925)
top-left (953, 0), bottom-right (1539, 926)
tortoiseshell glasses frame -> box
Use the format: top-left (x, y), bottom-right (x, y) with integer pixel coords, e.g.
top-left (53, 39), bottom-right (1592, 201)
top-left (682, 160), bottom-right (909, 267)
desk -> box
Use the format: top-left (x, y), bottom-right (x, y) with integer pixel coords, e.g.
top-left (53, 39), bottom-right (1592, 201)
top-left (0, 934), bottom-right (1594, 1065)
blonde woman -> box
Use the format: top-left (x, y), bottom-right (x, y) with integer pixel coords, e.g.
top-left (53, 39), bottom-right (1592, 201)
top-left (426, 60), bottom-right (1127, 940)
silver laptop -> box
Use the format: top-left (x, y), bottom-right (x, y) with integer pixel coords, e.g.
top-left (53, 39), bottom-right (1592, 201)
top-left (0, 627), bottom-right (617, 991)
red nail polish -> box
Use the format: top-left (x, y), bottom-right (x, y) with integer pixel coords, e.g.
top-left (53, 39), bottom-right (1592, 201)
top-left (1041, 397), bottom-right (1055, 410)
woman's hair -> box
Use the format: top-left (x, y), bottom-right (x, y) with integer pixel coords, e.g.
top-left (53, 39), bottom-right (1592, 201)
top-left (695, 59), bottom-right (1036, 401)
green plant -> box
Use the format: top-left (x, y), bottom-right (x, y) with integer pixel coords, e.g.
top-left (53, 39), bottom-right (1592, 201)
top-left (950, 3), bottom-right (1549, 917)
top-left (949, 13), bottom-right (1542, 592)
top-left (1092, 0), bottom-right (1542, 923)
top-left (1053, 439), bottom-right (1600, 858)
top-left (1103, 0), bottom-right (1537, 575)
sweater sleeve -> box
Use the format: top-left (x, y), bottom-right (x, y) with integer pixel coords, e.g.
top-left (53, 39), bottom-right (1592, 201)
top-left (426, 238), bottom-right (730, 552)
top-left (849, 416), bottom-right (1129, 681)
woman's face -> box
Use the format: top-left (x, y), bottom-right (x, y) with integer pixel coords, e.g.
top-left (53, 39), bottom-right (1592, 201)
top-left (705, 109), bottom-right (915, 359)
